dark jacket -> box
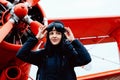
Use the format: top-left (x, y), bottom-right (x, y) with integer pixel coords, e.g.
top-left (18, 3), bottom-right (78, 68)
top-left (16, 36), bottom-right (91, 80)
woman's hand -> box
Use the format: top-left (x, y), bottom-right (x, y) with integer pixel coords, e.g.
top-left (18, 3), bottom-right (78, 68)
top-left (64, 27), bottom-right (75, 42)
top-left (36, 26), bottom-right (47, 40)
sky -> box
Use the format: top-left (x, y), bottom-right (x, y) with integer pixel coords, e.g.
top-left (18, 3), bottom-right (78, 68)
top-left (28, 0), bottom-right (120, 80)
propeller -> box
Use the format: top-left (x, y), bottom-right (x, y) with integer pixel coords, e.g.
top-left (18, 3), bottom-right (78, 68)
top-left (0, 20), bottom-right (14, 42)
top-left (0, 0), bottom-right (8, 6)
top-left (0, 0), bottom-right (45, 44)
top-left (0, 3), bottom-right (28, 43)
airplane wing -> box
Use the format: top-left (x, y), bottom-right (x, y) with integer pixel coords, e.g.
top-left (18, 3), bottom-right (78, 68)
top-left (48, 16), bottom-right (120, 45)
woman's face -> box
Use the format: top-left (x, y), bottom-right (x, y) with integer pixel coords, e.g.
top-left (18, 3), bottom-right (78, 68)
top-left (49, 28), bottom-right (62, 45)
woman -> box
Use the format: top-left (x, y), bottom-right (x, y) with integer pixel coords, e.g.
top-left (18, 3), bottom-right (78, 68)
top-left (16, 21), bottom-right (91, 80)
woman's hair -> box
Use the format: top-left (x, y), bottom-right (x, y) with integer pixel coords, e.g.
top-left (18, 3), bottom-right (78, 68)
top-left (46, 20), bottom-right (66, 33)
top-left (44, 20), bottom-right (66, 54)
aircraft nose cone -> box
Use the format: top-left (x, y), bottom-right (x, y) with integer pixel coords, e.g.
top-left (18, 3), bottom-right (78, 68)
top-left (14, 3), bottom-right (28, 19)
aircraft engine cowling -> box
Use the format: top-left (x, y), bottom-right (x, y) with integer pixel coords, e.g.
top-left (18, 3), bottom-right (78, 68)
top-left (0, 66), bottom-right (21, 80)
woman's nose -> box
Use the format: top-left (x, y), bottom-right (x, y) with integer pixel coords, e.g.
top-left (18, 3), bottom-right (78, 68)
top-left (53, 34), bottom-right (56, 37)
top-left (52, 33), bottom-right (57, 37)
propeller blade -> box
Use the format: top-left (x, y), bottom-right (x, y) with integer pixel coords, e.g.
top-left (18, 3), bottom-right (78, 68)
top-left (26, 0), bottom-right (40, 6)
top-left (0, 0), bottom-right (8, 6)
top-left (0, 20), bottom-right (13, 43)
top-left (29, 21), bottom-right (43, 35)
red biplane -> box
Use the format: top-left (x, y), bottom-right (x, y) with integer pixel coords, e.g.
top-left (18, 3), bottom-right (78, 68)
top-left (0, 0), bottom-right (120, 80)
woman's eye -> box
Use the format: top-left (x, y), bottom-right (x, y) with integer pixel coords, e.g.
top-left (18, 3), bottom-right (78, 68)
top-left (49, 32), bottom-right (53, 35)
top-left (56, 32), bottom-right (61, 35)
